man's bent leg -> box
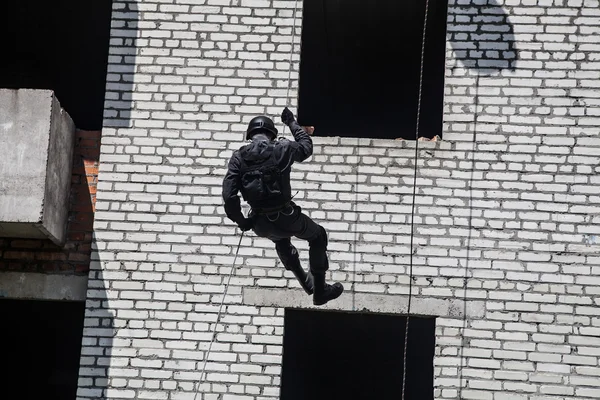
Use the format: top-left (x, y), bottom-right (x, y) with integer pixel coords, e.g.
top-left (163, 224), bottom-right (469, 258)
top-left (275, 239), bottom-right (314, 295)
top-left (295, 216), bottom-right (344, 306)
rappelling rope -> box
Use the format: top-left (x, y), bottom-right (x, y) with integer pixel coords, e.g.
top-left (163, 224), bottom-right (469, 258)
top-left (281, 0), bottom-right (301, 135)
top-left (401, 0), bottom-right (430, 399)
top-left (193, 232), bottom-right (245, 400)
top-left (193, 2), bottom-right (301, 397)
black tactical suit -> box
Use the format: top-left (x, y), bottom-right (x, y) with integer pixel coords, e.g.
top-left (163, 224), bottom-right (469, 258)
top-left (222, 109), bottom-right (343, 305)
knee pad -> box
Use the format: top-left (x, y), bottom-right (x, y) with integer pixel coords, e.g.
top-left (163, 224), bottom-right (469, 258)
top-left (310, 226), bottom-right (328, 248)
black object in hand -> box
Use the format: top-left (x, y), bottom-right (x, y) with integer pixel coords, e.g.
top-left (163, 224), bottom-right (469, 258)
top-left (238, 217), bottom-right (254, 232)
top-left (281, 107), bottom-right (295, 125)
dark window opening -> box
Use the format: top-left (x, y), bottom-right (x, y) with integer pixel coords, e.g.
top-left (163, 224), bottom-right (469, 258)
top-left (0, 299), bottom-right (86, 400)
top-left (298, 0), bottom-right (449, 140)
top-left (0, 1), bottom-right (113, 130)
top-left (281, 309), bottom-right (435, 400)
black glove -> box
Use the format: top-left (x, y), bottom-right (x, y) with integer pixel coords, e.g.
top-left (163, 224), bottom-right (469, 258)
top-left (237, 217), bottom-right (254, 232)
top-left (281, 107), bottom-right (295, 126)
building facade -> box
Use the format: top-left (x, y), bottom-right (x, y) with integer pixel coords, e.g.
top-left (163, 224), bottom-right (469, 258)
top-left (77, 0), bottom-right (600, 399)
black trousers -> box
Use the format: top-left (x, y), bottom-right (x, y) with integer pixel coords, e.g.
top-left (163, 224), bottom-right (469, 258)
top-left (251, 204), bottom-right (329, 274)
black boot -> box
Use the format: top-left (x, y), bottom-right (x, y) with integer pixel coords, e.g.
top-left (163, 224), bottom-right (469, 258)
top-left (289, 264), bottom-right (314, 295)
top-left (312, 272), bottom-right (344, 306)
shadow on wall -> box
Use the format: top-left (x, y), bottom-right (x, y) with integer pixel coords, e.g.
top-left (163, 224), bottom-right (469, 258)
top-left (77, 2), bottom-right (139, 399)
top-left (445, 1), bottom-right (518, 397)
top-left (447, 0), bottom-right (518, 74)
top-left (79, 268), bottom-right (117, 400)
top-left (103, 0), bottom-right (139, 128)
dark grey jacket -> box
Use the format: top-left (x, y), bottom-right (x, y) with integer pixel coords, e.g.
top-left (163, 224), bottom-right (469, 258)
top-left (222, 121), bottom-right (312, 225)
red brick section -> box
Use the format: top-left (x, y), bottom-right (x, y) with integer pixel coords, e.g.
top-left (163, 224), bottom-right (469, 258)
top-left (0, 130), bottom-right (101, 274)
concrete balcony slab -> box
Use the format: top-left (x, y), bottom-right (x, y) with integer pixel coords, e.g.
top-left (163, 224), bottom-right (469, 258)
top-left (0, 89), bottom-right (75, 246)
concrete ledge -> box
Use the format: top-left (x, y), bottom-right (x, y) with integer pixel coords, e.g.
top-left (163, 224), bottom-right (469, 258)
top-left (0, 272), bottom-right (88, 301)
top-left (243, 287), bottom-right (485, 319)
top-left (0, 89), bottom-right (75, 246)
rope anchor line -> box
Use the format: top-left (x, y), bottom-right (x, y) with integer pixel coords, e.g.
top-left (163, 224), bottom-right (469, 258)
top-left (402, 0), bottom-right (431, 399)
top-left (193, 232), bottom-right (244, 400)
top-left (193, 2), bottom-right (301, 398)
top-left (282, 0), bottom-right (301, 136)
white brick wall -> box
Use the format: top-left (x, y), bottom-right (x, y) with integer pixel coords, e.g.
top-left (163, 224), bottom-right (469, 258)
top-left (78, 0), bottom-right (600, 399)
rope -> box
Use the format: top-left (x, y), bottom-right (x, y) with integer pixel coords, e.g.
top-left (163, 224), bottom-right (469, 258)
top-left (193, 231), bottom-right (245, 400)
top-left (401, 0), bottom-right (430, 399)
top-left (193, 3), bottom-right (300, 397)
top-left (352, 137), bottom-right (361, 312)
top-left (281, 0), bottom-right (301, 135)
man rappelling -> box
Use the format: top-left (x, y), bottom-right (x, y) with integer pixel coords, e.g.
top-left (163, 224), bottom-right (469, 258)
top-left (222, 107), bottom-right (344, 306)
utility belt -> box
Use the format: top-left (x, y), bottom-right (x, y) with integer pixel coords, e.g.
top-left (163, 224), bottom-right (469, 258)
top-left (250, 201), bottom-right (294, 221)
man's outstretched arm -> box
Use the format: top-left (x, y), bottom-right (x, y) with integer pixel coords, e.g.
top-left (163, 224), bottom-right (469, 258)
top-left (281, 107), bottom-right (313, 162)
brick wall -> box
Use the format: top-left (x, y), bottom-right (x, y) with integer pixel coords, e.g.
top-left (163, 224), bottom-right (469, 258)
top-left (78, 1), bottom-right (600, 399)
top-left (0, 130), bottom-right (100, 274)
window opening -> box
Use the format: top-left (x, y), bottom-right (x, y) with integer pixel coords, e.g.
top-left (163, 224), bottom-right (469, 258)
top-left (281, 308), bottom-right (436, 399)
top-left (0, 299), bottom-right (86, 400)
top-left (298, 0), bottom-right (448, 140)
top-left (0, 1), bottom-right (113, 130)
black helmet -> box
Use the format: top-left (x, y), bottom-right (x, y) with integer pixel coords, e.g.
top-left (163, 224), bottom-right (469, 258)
top-left (246, 115), bottom-right (278, 140)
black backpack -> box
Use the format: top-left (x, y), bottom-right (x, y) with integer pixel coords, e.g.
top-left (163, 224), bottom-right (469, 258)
top-left (239, 143), bottom-right (283, 204)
